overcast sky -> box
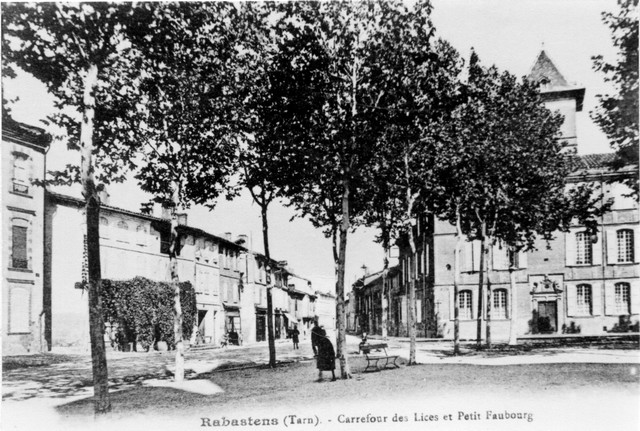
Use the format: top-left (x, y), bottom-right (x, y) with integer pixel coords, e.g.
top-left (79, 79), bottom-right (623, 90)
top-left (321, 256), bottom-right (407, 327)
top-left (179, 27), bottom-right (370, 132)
top-left (4, 0), bottom-right (620, 293)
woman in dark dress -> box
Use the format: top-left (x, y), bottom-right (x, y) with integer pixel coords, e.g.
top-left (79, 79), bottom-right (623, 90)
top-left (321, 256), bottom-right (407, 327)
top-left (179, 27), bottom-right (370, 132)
top-left (291, 325), bottom-right (300, 349)
top-left (315, 334), bottom-right (336, 381)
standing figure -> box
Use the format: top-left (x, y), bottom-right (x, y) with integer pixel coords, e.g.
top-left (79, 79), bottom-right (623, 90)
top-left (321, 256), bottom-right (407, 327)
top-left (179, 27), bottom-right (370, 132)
top-left (315, 334), bottom-right (336, 382)
top-left (311, 321), bottom-right (325, 356)
top-left (291, 325), bottom-right (300, 349)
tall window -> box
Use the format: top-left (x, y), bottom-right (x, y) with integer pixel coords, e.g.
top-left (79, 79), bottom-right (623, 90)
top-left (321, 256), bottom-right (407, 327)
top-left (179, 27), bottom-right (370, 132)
top-left (116, 220), bottom-right (129, 243)
top-left (12, 225), bottom-right (28, 269)
top-left (575, 232), bottom-right (592, 265)
top-left (576, 284), bottom-right (592, 315)
top-left (459, 290), bottom-right (472, 320)
top-left (493, 289), bottom-right (508, 319)
top-left (617, 229), bottom-right (634, 263)
top-left (614, 282), bottom-right (631, 315)
top-left (508, 249), bottom-right (519, 269)
top-left (12, 153), bottom-right (29, 194)
top-left (136, 225), bottom-right (147, 246)
top-left (99, 217), bottom-right (109, 239)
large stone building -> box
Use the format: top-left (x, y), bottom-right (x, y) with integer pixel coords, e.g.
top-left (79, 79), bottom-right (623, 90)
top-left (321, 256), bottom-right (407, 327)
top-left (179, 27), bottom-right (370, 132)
top-left (43, 191), bottom-right (323, 350)
top-left (354, 51), bottom-right (639, 340)
top-left (2, 115), bottom-right (51, 354)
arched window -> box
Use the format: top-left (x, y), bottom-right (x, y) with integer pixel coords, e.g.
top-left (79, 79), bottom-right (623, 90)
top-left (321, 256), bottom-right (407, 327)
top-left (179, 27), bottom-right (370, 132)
top-left (617, 229), bottom-right (634, 263)
top-left (575, 232), bottom-right (592, 265)
top-left (614, 282), bottom-right (631, 315)
top-left (117, 221), bottom-right (128, 230)
top-left (100, 217), bottom-right (109, 226)
top-left (576, 284), bottom-right (592, 315)
top-left (493, 289), bottom-right (508, 319)
top-left (458, 290), bottom-right (472, 320)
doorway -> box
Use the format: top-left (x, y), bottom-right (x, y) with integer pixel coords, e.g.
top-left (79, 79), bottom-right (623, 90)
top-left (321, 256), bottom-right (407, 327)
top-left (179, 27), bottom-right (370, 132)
top-left (536, 301), bottom-right (557, 333)
top-left (256, 312), bottom-right (266, 342)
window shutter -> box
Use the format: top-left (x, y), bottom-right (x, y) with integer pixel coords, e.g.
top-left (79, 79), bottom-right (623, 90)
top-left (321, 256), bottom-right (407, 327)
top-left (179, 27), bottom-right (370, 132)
top-left (604, 282), bottom-right (616, 316)
top-left (606, 230), bottom-right (617, 264)
top-left (634, 227), bottom-right (640, 263)
top-left (566, 284), bottom-right (577, 317)
top-left (401, 299), bottom-right (407, 325)
top-left (471, 288), bottom-right (478, 320)
top-left (519, 251), bottom-right (528, 269)
top-left (631, 281), bottom-right (640, 315)
top-left (591, 283), bottom-right (602, 316)
top-left (473, 241), bottom-right (481, 272)
top-left (591, 230), bottom-right (602, 265)
top-left (449, 287), bottom-right (455, 321)
top-left (462, 241), bottom-right (473, 272)
top-left (12, 225), bottom-right (28, 268)
top-left (9, 287), bottom-right (30, 333)
top-left (565, 230), bottom-right (577, 266)
top-left (492, 245), bottom-right (509, 270)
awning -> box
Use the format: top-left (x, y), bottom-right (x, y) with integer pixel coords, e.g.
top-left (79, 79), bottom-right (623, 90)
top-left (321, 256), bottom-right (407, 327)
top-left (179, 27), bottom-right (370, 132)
top-left (282, 312), bottom-right (292, 320)
top-left (255, 305), bottom-right (267, 313)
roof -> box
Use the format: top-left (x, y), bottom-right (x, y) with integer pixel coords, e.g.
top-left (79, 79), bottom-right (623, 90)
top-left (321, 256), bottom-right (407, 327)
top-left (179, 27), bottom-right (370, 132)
top-left (47, 191), bottom-right (318, 284)
top-left (527, 50), bottom-right (585, 111)
top-left (47, 191), bottom-right (166, 223)
top-left (572, 153), bottom-right (617, 170)
top-left (528, 50), bottom-right (568, 88)
top-left (2, 114), bottom-right (52, 153)
top-left (567, 153), bottom-right (638, 181)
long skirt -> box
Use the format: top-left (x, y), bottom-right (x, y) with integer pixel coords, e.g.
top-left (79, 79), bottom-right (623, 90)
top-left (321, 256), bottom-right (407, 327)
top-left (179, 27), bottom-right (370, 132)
top-left (316, 337), bottom-right (336, 371)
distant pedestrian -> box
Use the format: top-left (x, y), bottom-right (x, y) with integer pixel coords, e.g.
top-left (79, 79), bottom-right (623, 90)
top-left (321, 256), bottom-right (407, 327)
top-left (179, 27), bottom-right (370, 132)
top-left (311, 322), bottom-right (325, 356)
top-left (315, 334), bottom-right (336, 382)
top-left (291, 325), bottom-right (300, 349)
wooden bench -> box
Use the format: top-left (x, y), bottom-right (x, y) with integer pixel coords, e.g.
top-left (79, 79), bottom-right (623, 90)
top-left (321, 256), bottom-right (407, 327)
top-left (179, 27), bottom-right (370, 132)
top-left (359, 343), bottom-right (400, 372)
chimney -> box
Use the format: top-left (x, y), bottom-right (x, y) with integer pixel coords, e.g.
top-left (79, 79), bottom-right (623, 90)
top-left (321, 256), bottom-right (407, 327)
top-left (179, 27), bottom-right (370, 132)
top-left (98, 189), bottom-right (110, 206)
top-left (140, 202), bottom-right (153, 215)
top-left (177, 213), bottom-right (188, 226)
top-left (224, 232), bottom-right (232, 241)
top-left (235, 234), bottom-right (248, 246)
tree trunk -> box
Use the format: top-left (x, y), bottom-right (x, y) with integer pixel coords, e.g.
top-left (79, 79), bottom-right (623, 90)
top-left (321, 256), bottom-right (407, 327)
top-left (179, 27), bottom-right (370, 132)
top-left (453, 205), bottom-right (462, 356)
top-left (335, 177), bottom-right (351, 379)
top-left (169, 183), bottom-right (184, 383)
top-left (407, 227), bottom-right (418, 365)
top-left (476, 224), bottom-right (486, 347)
top-left (485, 237), bottom-right (492, 348)
top-left (81, 63), bottom-right (111, 415)
top-left (508, 245), bottom-right (518, 345)
top-left (261, 204), bottom-right (277, 368)
top-left (381, 255), bottom-right (388, 340)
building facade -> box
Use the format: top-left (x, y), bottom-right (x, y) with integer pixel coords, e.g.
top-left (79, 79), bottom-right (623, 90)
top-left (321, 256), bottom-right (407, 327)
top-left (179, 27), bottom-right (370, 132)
top-left (2, 116), bottom-right (51, 354)
top-left (354, 51), bottom-right (639, 341)
top-left (43, 191), bottom-right (322, 351)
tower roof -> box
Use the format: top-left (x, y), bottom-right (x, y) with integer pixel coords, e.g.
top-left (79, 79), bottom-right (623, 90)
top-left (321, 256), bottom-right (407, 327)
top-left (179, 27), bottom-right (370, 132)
top-left (527, 50), bottom-right (585, 111)
top-left (528, 50), bottom-right (569, 89)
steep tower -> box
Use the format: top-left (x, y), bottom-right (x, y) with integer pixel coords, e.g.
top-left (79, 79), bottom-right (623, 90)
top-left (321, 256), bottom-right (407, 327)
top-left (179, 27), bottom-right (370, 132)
top-left (527, 50), bottom-right (585, 153)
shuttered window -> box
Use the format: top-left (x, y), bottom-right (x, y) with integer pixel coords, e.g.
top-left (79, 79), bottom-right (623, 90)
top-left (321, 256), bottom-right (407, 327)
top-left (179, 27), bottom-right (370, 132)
top-left (12, 226), bottom-right (28, 269)
top-left (615, 283), bottom-right (631, 315)
top-left (459, 290), bottom-right (472, 320)
top-left (617, 230), bottom-right (634, 263)
top-left (576, 284), bottom-right (592, 315)
top-left (493, 289), bottom-right (508, 319)
top-left (575, 232), bottom-right (592, 265)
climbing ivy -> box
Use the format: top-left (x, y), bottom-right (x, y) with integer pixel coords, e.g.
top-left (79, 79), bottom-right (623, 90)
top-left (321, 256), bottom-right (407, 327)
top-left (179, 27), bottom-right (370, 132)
top-left (101, 277), bottom-right (196, 351)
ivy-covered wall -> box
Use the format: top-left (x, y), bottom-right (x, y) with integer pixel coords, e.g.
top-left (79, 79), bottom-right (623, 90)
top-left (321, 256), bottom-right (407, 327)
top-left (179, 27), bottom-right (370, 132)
top-left (101, 277), bottom-right (196, 351)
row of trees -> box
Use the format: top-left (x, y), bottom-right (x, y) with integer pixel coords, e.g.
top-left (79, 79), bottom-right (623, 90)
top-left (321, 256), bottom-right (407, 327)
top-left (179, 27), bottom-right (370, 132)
top-left (2, 0), bottom-right (633, 415)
